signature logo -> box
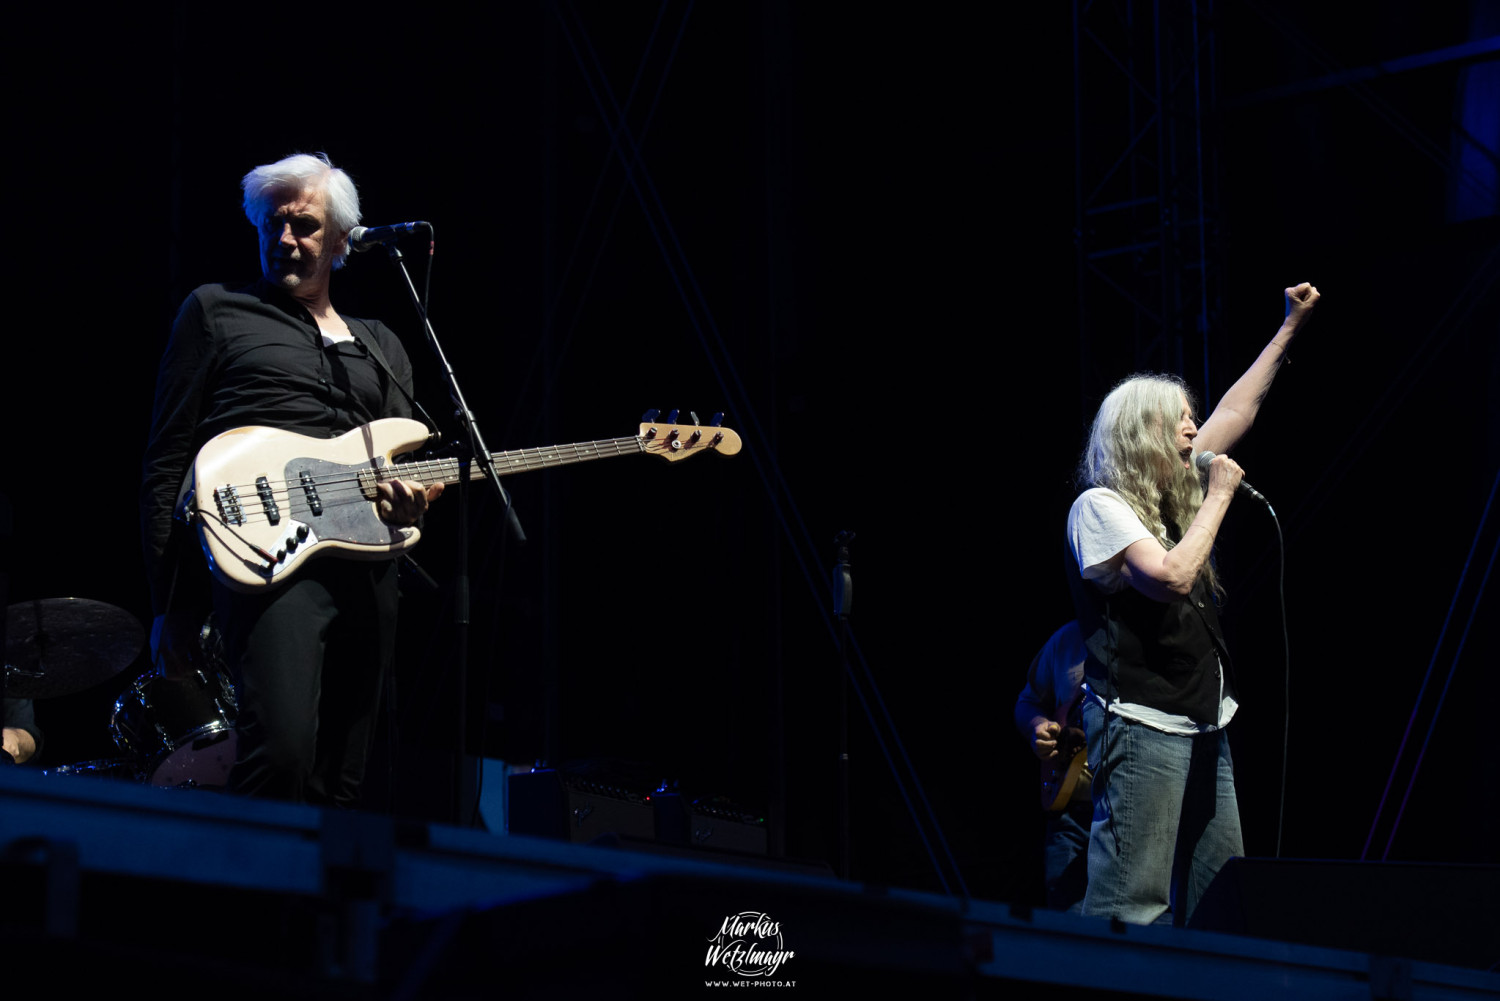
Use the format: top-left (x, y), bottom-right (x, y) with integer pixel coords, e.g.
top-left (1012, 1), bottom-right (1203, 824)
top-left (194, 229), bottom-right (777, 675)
top-left (705, 911), bottom-right (795, 978)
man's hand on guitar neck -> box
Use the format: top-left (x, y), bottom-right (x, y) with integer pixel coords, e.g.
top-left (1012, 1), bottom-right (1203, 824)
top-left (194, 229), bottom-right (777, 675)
top-left (1029, 718), bottom-right (1063, 761)
top-left (376, 478), bottom-right (444, 527)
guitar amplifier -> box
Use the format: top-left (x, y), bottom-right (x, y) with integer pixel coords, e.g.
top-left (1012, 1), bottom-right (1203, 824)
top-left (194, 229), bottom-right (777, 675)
top-left (653, 793), bottom-right (768, 856)
top-left (506, 768), bottom-right (656, 844)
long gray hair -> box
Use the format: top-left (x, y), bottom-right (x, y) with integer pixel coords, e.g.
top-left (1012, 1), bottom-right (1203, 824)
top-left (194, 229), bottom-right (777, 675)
top-left (1080, 373), bottom-right (1218, 592)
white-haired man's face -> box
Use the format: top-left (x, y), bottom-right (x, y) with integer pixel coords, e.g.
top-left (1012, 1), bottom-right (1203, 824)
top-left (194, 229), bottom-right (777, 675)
top-left (257, 183), bottom-right (343, 297)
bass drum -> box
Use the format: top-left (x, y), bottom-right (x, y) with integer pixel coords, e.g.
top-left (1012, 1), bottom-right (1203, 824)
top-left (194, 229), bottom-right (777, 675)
top-left (111, 669), bottom-right (238, 788)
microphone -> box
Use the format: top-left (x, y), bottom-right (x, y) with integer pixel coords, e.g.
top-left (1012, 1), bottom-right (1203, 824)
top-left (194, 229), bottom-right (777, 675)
top-left (347, 221), bottom-right (429, 253)
top-left (1195, 450), bottom-right (1270, 506)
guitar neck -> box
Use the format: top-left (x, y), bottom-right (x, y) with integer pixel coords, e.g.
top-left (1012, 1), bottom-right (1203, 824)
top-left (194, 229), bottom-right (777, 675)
top-left (388, 436), bottom-right (647, 485)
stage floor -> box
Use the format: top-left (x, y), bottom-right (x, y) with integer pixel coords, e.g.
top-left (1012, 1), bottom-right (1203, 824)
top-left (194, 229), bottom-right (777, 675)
top-left (1, 766), bottom-right (1494, 999)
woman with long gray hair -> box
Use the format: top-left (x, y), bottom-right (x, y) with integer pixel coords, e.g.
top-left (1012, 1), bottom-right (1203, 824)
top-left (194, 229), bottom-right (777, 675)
top-left (1066, 283), bottom-right (1319, 926)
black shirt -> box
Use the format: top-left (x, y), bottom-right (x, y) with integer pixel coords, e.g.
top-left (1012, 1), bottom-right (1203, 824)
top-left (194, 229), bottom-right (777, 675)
top-left (140, 281), bottom-right (415, 612)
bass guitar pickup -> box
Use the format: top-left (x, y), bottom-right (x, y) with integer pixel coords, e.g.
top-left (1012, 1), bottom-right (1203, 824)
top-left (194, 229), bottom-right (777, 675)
top-left (298, 470), bottom-right (323, 516)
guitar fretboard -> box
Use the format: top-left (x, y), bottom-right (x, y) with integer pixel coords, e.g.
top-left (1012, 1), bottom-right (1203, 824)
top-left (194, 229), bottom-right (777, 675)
top-left (387, 436), bottom-right (648, 484)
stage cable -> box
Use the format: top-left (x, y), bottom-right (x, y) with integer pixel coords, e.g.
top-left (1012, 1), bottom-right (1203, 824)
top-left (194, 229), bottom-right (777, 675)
top-left (1271, 505), bottom-right (1289, 858)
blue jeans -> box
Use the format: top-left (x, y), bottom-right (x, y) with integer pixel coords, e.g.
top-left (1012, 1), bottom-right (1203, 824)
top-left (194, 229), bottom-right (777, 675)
top-left (1044, 800), bottom-right (1092, 913)
top-left (1081, 699), bottom-right (1244, 926)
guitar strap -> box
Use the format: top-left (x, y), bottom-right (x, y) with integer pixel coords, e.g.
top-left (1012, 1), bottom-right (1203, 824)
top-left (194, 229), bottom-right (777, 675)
top-left (345, 318), bottom-right (434, 433)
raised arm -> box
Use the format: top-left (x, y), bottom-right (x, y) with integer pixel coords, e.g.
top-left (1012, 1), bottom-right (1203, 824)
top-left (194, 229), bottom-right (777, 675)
top-left (1195, 283), bottom-right (1319, 456)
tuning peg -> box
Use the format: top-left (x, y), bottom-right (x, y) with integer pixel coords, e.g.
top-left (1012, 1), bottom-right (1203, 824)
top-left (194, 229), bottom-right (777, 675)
top-left (666, 409), bottom-right (679, 424)
top-left (689, 411), bottom-right (700, 426)
top-left (710, 412), bottom-right (724, 427)
top-left (641, 408), bottom-right (660, 422)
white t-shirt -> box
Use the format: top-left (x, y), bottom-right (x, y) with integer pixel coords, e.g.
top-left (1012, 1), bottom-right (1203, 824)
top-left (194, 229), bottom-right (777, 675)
top-left (1067, 487), bottom-right (1236, 734)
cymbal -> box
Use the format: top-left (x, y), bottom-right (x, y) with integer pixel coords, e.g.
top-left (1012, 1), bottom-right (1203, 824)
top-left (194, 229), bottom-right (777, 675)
top-left (5, 598), bottom-right (144, 699)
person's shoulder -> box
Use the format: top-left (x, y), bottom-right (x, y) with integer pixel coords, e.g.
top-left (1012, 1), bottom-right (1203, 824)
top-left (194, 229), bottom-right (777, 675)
top-left (1038, 619), bottom-right (1084, 661)
top-left (180, 281), bottom-right (269, 313)
top-left (1069, 487), bottom-right (1148, 542)
top-left (187, 281), bottom-right (254, 300)
top-left (1069, 486), bottom-right (1127, 517)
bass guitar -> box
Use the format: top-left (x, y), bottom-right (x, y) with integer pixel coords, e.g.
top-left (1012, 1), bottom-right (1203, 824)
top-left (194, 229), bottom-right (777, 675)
top-left (187, 415), bottom-right (741, 593)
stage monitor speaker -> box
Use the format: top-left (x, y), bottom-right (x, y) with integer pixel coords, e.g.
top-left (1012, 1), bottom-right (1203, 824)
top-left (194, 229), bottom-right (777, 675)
top-left (1190, 857), bottom-right (1499, 970)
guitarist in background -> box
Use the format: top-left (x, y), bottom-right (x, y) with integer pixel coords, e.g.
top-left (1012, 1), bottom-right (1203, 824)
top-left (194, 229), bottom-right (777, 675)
top-left (1014, 621), bottom-right (1091, 912)
top-left (141, 153), bottom-right (443, 806)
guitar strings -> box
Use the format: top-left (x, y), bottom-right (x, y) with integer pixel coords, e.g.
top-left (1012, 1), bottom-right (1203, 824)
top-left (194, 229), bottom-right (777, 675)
top-left (199, 436), bottom-right (649, 500)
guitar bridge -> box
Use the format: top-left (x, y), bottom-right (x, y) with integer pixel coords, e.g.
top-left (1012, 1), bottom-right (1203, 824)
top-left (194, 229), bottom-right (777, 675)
top-left (213, 485), bottom-right (244, 526)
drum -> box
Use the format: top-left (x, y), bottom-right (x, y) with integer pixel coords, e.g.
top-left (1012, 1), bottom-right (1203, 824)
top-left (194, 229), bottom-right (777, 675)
top-left (111, 669), bottom-right (238, 788)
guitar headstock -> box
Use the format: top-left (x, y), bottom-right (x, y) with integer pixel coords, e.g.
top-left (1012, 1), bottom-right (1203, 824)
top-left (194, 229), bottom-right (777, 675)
top-left (638, 414), bottom-right (742, 462)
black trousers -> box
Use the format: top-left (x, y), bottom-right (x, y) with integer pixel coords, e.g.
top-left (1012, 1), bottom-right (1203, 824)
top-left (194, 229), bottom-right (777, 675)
top-left (214, 559), bottom-right (399, 806)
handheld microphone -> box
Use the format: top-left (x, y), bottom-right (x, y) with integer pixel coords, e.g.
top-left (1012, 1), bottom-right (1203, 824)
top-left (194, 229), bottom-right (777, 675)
top-left (1195, 450), bottom-right (1270, 506)
top-left (347, 221), bottom-right (429, 252)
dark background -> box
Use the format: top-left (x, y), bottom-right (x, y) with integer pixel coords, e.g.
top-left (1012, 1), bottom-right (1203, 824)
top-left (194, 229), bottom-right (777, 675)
top-left (4, 2), bottom-right (1496, 902)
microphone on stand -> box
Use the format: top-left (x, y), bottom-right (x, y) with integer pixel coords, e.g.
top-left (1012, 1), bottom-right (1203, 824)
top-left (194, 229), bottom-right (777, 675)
top-left (348, 221), bottom-right (430, 253)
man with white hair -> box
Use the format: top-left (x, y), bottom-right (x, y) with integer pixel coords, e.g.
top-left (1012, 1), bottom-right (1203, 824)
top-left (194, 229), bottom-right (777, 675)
top-left (142, 153), bottom-right (441, 805)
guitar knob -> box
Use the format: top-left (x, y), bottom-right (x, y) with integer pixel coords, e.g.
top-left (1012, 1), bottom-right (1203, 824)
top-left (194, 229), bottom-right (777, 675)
top-left (296, 525), bottom-right (310, 540)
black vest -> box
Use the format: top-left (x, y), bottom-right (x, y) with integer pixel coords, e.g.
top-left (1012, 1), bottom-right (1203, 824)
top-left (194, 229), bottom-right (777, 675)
top-left (1065, 535), bottom-right (1237, 725)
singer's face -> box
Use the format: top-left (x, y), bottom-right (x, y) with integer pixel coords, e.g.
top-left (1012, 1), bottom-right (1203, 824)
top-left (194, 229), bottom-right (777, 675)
top-left (1174, 393), bottom-right (1198, 469)
top-left (258, 184), bottom-right (339, 295)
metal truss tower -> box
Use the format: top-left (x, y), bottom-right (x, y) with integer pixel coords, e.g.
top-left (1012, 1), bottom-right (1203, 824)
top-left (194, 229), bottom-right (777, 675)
top-left (1073, 0), bottom-right (1224, 411)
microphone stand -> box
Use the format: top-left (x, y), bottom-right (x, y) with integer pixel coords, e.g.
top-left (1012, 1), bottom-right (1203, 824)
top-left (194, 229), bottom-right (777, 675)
top-left (383, 240), bottom-right (526, 825)
top-left (832, 531), bottom-right (854, 879)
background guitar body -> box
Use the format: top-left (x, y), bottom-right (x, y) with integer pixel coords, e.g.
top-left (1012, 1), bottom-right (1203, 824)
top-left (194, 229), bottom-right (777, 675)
top-left (190, 418), bottom-right (430, 593)
top-left (1040, 726), bottom-right (1091, 813)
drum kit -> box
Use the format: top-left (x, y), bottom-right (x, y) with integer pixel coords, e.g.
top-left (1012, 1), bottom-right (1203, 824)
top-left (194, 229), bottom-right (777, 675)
top-left (5, 597), bottom-right (238, 789)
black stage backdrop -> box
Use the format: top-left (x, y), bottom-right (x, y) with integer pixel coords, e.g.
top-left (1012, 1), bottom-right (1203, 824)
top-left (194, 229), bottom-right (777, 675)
top-left (4, 2), bottom-right (1496, 902)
